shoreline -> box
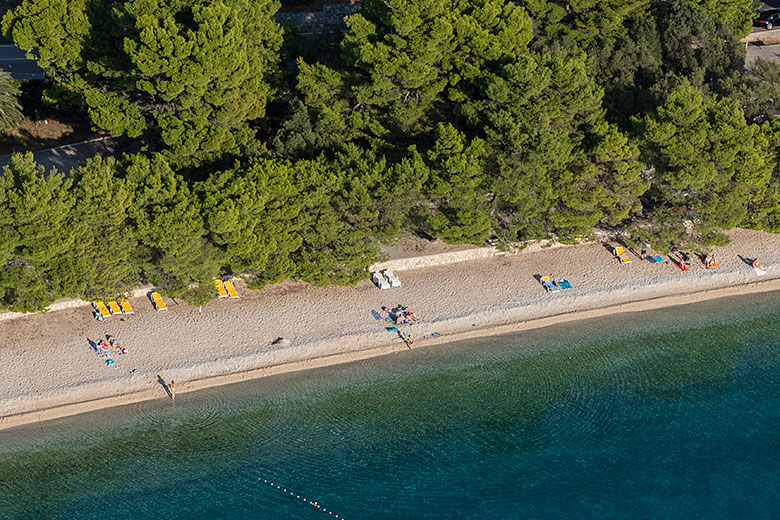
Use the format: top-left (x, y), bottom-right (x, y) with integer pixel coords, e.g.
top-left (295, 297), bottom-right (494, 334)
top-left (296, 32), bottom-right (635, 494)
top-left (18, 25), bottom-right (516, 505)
top-left (3, 273), bottom-right (780, 432)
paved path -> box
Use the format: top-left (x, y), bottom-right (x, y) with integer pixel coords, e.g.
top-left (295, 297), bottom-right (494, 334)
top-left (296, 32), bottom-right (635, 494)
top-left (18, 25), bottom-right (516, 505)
top-left (276, 2), bottom-right (358, 34)
top-left (0, 44), bottom-right (43, 80)
top-left (0, 136), bottom-right (133, 175)
top-left (746, 42), bottom-right (780, 68)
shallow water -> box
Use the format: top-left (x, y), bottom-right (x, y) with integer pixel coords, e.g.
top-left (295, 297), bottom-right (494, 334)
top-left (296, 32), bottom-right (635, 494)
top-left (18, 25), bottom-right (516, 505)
top-left (2, 292), bottom-right (780, 519)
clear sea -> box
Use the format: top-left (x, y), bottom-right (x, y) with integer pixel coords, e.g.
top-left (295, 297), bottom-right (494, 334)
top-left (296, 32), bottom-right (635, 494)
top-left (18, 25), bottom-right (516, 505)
top-left (2, 292), bottom-right (780, 520)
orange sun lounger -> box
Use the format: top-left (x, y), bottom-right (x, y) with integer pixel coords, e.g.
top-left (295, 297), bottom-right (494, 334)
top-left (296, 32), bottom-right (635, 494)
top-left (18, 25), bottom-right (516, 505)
top-left (614, 246), bottom-right (632, 264)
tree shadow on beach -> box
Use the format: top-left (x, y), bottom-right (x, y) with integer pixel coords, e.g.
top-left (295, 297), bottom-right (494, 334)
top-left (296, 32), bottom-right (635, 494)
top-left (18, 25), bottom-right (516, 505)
top-left (157, 374), bottom-right (172, 399)
top-left (600, 241), bottom-right (615, 255)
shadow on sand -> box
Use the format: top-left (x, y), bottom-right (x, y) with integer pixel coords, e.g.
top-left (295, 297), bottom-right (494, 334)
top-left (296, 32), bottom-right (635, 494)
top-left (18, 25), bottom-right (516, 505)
top-left (157, 374), bottom-right (172, 399)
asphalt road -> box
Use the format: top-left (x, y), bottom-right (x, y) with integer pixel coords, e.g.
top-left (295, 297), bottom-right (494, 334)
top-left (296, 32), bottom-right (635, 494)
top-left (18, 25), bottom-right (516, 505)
top-left (0, 44), bottom-right (42, 80)
top-left (746, 42), bottom-right (780, 68)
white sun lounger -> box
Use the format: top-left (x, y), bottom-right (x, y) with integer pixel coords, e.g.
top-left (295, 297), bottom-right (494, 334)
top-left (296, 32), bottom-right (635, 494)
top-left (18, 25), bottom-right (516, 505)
top-left (382, 269), bottom-right (401, 288)
top-left (372, 271), bottom-right (390, 290)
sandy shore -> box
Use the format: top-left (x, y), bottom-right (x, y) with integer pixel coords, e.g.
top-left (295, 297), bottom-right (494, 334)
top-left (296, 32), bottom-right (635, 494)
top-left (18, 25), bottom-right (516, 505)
top-left (2, 228), bottom-right (780, 430)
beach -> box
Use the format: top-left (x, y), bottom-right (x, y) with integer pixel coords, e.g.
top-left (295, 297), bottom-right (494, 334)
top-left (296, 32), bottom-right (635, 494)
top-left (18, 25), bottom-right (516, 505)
top-left (2, 228), bottom-right (780, 430)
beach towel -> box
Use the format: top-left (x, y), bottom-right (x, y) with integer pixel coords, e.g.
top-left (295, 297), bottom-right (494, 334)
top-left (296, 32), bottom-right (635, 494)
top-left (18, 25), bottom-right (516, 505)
top-left (653, 255), bottom-right (664, 263)
top-left (540, 276), bottom-right (560, 292)
top-left (755, 267), bottom-right (767, 276)
top-left (558, 280), bottom-right (572, 289)
top-left (371, 310), bottom-right (382, 320)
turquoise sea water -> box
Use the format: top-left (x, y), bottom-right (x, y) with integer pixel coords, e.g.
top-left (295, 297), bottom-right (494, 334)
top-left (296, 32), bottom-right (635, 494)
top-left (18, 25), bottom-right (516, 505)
top-left (2, 292), bottom-right (780, 520)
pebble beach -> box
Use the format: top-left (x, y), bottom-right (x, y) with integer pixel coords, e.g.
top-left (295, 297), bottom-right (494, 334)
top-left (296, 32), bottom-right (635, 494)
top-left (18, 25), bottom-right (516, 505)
top-left (3, 228), bottom-right (780, 429)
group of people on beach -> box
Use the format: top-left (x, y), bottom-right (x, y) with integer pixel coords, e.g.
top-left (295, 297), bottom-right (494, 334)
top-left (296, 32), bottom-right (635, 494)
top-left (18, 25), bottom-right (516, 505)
top-left (383, 304), bottom-right (417, 325)
top-left (379, 304), bottom-right (417, 348)
top-left (92, 335), bottom-right (128, 366)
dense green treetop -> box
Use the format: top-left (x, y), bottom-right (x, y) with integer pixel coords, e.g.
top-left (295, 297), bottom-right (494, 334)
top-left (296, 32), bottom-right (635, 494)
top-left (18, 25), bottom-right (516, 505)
top-left (298, 0), bottom-right (533, 148)
top-left (0, 70), bottom-right (24, 129)
top-left (3, 0), bottom-right (283, 165)
top-left (123, 153), bottom-right (221, 299)
top-left (199, 158), bottom-right (301, 287)
top-left (476, 53), bottom-right (646, 242)
top-left (0, 154), bottom-right (77, 311)
top-left (520, 0), bottom-right (650, 48)
top-left (69, 156), bottom-right (140, 300)
top-left (691, 0), bottom-right (754, 37)
top-left (637, 81), bottom-right (779, 247)
top-left (590, 0), bottom-right (744, 125)
top-left (720, 59), bottom-right (780, 124)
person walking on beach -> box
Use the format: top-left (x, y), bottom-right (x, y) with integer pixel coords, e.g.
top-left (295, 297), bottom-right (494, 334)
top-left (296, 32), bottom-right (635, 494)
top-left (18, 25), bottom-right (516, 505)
top-left (168, 380), bottom-right (176, 400)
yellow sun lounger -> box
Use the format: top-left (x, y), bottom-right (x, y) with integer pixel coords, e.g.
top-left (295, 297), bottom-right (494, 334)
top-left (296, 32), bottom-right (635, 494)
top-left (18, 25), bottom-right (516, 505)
top-left (215, 279), bottom-right (228, 298)
top-left (614, 246), bottom-right (632, 264)
top-left (224, 280), bottom-right (239, 299)
top-left (108, 300), bottom-right (122, 315)
top-left (93, 301), bottom-right (111, 318)
top-left (150, 292), bottom-right (168, 311)
top-left (120, 297), bottom-right (134, 315)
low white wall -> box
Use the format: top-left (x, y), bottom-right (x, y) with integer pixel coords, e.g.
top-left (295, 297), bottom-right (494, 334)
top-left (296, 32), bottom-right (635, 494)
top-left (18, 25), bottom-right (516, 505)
top-left (0, 239), bottom-right (582, 321)
top-left (0, 285), bottom-right (154, 322)
top-left (370, 247), bottom-right (501, 272)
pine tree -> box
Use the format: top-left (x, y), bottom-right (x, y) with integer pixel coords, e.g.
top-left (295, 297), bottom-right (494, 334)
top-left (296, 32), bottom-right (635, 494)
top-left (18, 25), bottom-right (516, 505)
top-left (423, 123), bottom-right (491, 244)
top-left (70, 156), bottom-right (140, 299)
top-left (200, 158), bottom-right (301, 287)
top-left (124, 154), bottom-right (220, 300)
top-left (0, 70), bottom-right (24, 129)
top-left (0, 153), bottom-right (77, 311)
top-left (637, 81), bottom-right (779, 247)
top-left (4, 0), bottom-right (283, 166)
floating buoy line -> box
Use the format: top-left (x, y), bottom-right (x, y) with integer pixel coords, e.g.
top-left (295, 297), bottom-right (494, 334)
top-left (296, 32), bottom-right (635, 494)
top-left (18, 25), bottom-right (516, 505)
top-left (261, 478), bottom-right (346, 519)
